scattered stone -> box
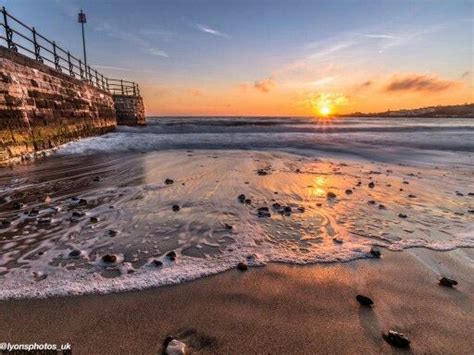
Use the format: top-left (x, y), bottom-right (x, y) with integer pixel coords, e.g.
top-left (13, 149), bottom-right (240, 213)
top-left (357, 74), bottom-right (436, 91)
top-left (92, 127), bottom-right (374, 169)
top-left (333, 237), bottom-right (343, 244)
top-left (238, 194), bottom-right (246, 203)
top-left (165, 338), bottom-right (187, 355)
top-left (237, 262), bottom-right (248, 271)
top-left (408, 194), bottom-right (416, 198)
top-left (370, 248), bottom-right (381, 258)
top-left (378, 204), bottom-right (386, 210)
top-left (468, 210), bottom-right (474, 214)
top-left (257, 169), bottom-right (268, 176)
top-left (108, 229), bottom-right (118, 237)
top-left (403, 181), bottom-right (409, 185)
top-left (244, 198), bottom-right (252, 205)
top-left (78, 198), bottom-right (88, 206)
top-left (152, 259), bottom-right (163, 267)
top-left (224, 223), bottom-right (233, 230)
top-left (439, 277), bottom-right (457, 287)
top-left (89, 216), bottom-right (99, 223)
top-left (172, 205), bottom-right (180, 212)
top-left (345, 189), bottom-right (353, 195)
top-left (456, 191), bottom-right (463, 196)
top-left (69, 249), bottom-right (81, 258)
top-left (368, 200), bottom-right (376, 205)
top-left (327, 192), bottom-right (337, 199)
top-left (297, 206), bottom-right (305, 213)
top-left (165, 178), bottom-right (174, 185)
top-left (398, 213), bottom-right (407, 219)
top-left (383, 330), bottom-right (410, 348)
top-left (29, 208), bottom-right (40, 216)
top-left (368, 182), bottom-right (375, 188)
top-left (356, 294), bottom-right (374, 306)
top-left (38, 218), bottom-right (51, 225)
top-left (71, 211), bottom-right (85, 218)
top-left (316, 203), bottom-right (322, 207)
top-left (272, 202), bottom-right (281, 210)
top-left (12, 201), bottom-right (24, 210)
top-left (93, 176), bottom-right (101, 182)
top-left (356, 181), bottom-right (362, 186)
top-left (281, 206), bottom-right (292, 216)
top-left (33, 271), bottom-right (48, 282)
top-left (257, 207), bottom-right (271, 218)
top-left (0, 220), bottom-right (11, 228)
top-left (102, 254), bottom-right (117, 263)
top-left (166, 251), bottom-right (177, 261)
top-left (295, 168), bottom-right (301, 173)
top-left (467, 192), bottom-right (474, 196)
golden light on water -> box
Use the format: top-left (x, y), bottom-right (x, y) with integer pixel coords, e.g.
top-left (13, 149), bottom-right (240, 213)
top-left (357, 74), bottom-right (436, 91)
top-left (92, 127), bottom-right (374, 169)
top-left (319, 106), bottom-right (331, 116)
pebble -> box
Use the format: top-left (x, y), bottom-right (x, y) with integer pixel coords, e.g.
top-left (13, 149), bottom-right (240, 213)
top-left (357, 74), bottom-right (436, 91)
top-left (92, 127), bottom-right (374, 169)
top-left (368, 200), bottom-right (376, 205)
top-left (38, 217), bottom-right (51, 225)
top-left (237, 262), bottom-right (248, 271)
top-left (368, 182), bottom-right (375, 188)
top-left (384, 330), bottom-right (410, 348)
top-left (152, 259), bottom-right (163, 267)
top-left (166, 251), bottom-right (177, 261)
top-left (439, 277), bottom-right (457, 287)
top-left (90, 216), bottom-right (99, 223)
top-left (257, 169), bottom-right (268, 176)
top-left (257, 207), bottom-right (271, 218)
top-left (108, 229), bottom-right (118, 237)
top-left (165, 338), bottom-right (186, 355)
top-left (102, 254), bottom-right (117, 263)
top-left (327, 192), bottom-right (337, 199)
top-left (378, 204), bottom-right (386, 210)
top-left (69, 249), bottom-right (81, 258)
top-left (398, 213), bottom-right (407, 219)
top-left (345, 189), bottom-right (353, 195)
top-left (12, 201), bottom-right (24, 210)
top-left (370, 248), bottom-right (381, 258)
top-left (165, 178), bottom-right (174, 185)
top-left (245, 198), bottom-right (252, 205)
top-left (224, 223), bottom-right (233, 230)
top-left (408, 194), bottom-right (416, 198)
top-left (0, 220), bottom-right (11, 229)
top-left (356, 294), bottom-right (374, 306)
top-left (238, 194), bottom-right (246, 203)
top-left (172, 205), bottom-right (180, 212)
top-left (93, 176), bottom-right (101, 182)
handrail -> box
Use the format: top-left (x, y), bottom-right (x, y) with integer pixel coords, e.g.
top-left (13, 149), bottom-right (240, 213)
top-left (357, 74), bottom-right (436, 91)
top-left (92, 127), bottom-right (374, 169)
top-left (0, 6), bottom-right (140, 96)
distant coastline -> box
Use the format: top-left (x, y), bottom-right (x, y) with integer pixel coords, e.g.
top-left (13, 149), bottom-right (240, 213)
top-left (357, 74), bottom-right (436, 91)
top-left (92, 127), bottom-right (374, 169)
top-left (339, 103), bottom-right (474, 118)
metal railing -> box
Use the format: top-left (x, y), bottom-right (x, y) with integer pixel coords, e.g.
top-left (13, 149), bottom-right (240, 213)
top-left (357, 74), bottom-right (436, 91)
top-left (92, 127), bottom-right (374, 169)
top-left (0, 6), bottom-right (140, 96)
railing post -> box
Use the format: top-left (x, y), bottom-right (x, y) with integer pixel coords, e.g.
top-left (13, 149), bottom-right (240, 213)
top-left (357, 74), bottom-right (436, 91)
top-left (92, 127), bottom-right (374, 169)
top-left (106, 77), bottom-right (109, 92)
top-left (53, 41), bottom-right (61, 71)
top-left (79, 59), bottom-right (84, 79)
top-left (2, 7), bottom-right (17, 51)
top-left (95, 70), bottom-right (99, 88)
top-left (67, 52), bottom-right (74, 76)
top-left (32, 27), bottom-right (43, 62)
top-left (120, 79), bottom-right (124, 95)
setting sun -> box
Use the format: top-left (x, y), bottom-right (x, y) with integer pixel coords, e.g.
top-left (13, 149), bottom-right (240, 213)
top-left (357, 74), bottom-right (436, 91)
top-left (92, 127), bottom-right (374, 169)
top-left (320, 106), bottom-right (331, 116)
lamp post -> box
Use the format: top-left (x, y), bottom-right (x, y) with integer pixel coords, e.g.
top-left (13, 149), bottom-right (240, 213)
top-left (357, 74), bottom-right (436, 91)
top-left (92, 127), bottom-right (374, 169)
top-left (78, 9), bottom-right (87, 79)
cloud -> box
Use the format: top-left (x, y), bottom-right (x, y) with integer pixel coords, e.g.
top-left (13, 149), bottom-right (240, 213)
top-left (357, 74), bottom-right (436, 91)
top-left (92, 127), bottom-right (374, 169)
top-left (359, 80), bottom-right (372, 88)
top-left (385, 74), bottom-right (459, 92)
top-left (187, 89), bottom-right (202, 97)
top-left (196, 24), bottom-right (229, 38)
top-left (147, 48), bottom-right (169, 58)
top-left (461, 71), bottom-right (472, 79)
top-left (364, 34), bottom-right (399, 40)
top-left (254, 78), bottom-right (276, 93)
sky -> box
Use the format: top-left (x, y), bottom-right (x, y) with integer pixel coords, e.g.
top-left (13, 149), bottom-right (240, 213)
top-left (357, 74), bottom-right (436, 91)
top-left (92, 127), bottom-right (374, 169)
top-left (1, 0), bottom-right (473, 116)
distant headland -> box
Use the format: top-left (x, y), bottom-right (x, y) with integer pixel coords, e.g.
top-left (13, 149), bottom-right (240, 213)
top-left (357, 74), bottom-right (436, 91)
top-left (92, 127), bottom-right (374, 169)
top-left (339, 103), bottom-right (474, 118)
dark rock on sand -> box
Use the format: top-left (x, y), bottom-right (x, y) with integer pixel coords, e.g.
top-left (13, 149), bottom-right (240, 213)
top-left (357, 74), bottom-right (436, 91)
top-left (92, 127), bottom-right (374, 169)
top-left (165, 178), bottom-right (174, 185)
top-left (398, 213), bottom-right (407, 219)
top-left (166, 251), bottom-right (177, 261)
top-left (455, 191), bottom-right (463, 196)
top-left (383, 330), bottom-right (411, 348)
top-left (316, 203), bottom-right (322, 207)
top-left (29, 208), bottom-right (40, 216)
top-left (12, 201), bottom-right (24, 210)
top-left (368, 182), bottom-right (375, 188)
top-left (257, 169), bottom-right (268, 176)
top-left (245, 198), bottom-right (252, 205)
top-left (345, 189), bottom-right (353, 195)
top-left (408, 194), bottom-right (416, 198)
top-left (224, 223), bottom-right (233, 230)
top-left (327, 192), bottom-right (337, 199)
top-left (102, 254), bottom-right (117, 263)
top-left (78, 199), bottom-right (88, 206)
top-left (356, 294), bottom-right (374, 306)
top-left (257, 207), bottom-right (271, 218)
top-left (90, 216), bottom-right (99, 223)
top-left (297, 206), bottom-right (305, 213)
top-left (238, 194), bottom-right (246, 203)
top-left (164, 338), bottom-right (187, 355)
top-left (378, 204), bottom-right (386, 210)
top-left (108, 229), bottom-right (118, 237)
top-left (237, 262), bottom-right (248, 271)
top-left (172, 205), bottom-right (180, 212)
top-left (38, 218), bottom-right (51, 225)
top-left (467, 192), bottom-right (474, 196)
top-left (71, 211), bottom-right (85, 218)
top-left (370, 248), bottom-right (381, 258)
top-left (403, 181), bottom-right (409, 185)
top-left (152, 259), bottom-right (163, 267)
top-left (439, 277), bottom-right (458, 287)
top-left (69, 249), bottom-right (81, 258)
top-left (93, 176), bottom-right (101, 182)
top-left (0, 220), bottom-right (11, 228)
top-left (281, 206), bottom-right (292, 216)
top-left (368, 200), bottom-right (376, 205)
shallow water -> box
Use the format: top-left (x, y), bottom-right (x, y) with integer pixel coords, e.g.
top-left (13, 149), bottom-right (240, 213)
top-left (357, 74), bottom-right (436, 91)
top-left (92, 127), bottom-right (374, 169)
top-left (0, 117), bottom-right (473, 299)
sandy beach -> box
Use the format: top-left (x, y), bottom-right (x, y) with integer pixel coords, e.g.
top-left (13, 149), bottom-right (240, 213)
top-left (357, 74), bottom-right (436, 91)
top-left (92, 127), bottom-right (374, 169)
top-left (1, 248), bottom-right (473, 354)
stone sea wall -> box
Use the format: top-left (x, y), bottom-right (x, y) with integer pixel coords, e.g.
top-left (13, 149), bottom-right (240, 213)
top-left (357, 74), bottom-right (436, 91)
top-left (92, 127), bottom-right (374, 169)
top-left (0, 47), bottom-right (117, 163)
top-left (113, 94), bottom-right (146, 126)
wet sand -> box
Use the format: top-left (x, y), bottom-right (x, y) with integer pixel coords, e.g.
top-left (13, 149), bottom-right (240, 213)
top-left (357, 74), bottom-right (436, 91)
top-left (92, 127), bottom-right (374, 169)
top-left (0, 248), bottom-right (473, 354)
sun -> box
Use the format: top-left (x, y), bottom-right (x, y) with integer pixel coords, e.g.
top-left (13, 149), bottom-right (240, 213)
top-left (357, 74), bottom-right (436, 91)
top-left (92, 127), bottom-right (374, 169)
top-left (319, 105), bottom-right (331, 116)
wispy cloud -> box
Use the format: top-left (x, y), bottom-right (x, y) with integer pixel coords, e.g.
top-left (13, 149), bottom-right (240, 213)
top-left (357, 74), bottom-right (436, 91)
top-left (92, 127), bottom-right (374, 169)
top-left (196, 24), bottom-right (229, 38)
top-left (364, 34), bottom-right (399, 40)
top-left (254, 78), bottom-right (276, 93)
top-left (385, 74), bottom-right (460, 92)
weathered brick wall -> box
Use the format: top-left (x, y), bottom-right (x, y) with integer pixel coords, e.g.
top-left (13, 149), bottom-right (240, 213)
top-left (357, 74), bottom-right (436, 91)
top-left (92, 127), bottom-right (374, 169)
top-left (113, 95), bottom-right (146, 126)
top-left (0, 47), bottom-right (117, 163)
